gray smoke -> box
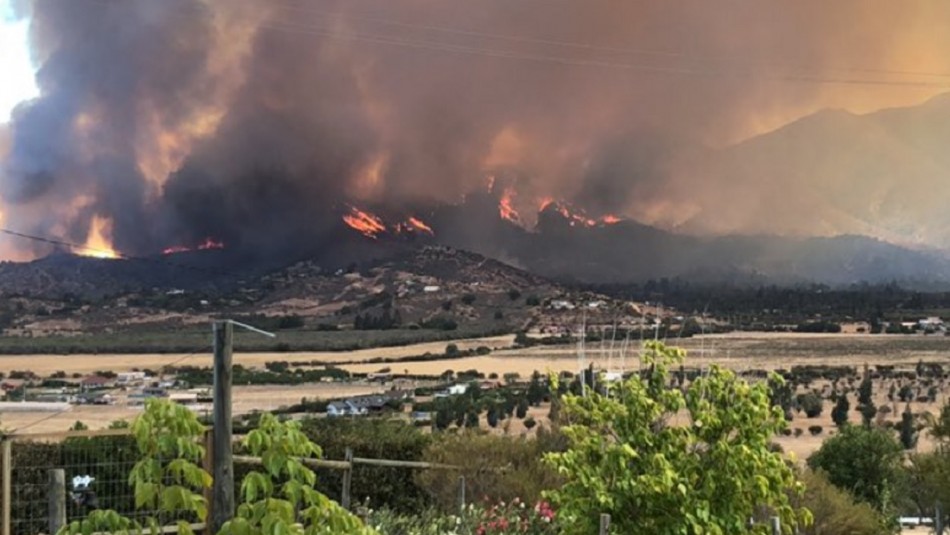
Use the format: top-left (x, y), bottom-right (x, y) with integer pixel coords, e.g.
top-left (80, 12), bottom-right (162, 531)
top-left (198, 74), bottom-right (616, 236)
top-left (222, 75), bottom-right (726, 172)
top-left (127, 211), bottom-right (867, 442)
top-left (2, 0), bottom-right (949, 257)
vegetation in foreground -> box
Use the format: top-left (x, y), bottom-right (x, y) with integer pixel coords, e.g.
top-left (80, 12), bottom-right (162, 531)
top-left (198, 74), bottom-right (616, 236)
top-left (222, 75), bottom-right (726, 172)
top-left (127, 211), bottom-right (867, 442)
top-left (15, 340), bottom-right (950, 534)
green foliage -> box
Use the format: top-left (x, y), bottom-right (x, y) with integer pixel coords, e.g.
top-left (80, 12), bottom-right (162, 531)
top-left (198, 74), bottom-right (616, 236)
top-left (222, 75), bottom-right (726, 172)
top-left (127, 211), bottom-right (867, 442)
top-left (461, 293), bottom-right (477, 305)
top-left (793, 470), bottom-right (889, 535)
top-left (906, 448), bottom-right (950, 527)
top-left (899, 404), bottom-right (917, 450)
top-left (797, 393), bottom-right (823, 418)
top-left (300, 419), bottom-right (432, 512)
top-left (831, 393), bottom-right (850, 428)
top-left (130, 399), bottom-right (211, 535)
top-left (415, 431), bottom-right (564, 512)
top-left (60, 399), bottom-right (212, 535)
top-left (807, 425), bottom-right (904, 517)
top-left (544, 341), bottom-right (810, 534)
top-left (221, 414), bottom-right (371, 535)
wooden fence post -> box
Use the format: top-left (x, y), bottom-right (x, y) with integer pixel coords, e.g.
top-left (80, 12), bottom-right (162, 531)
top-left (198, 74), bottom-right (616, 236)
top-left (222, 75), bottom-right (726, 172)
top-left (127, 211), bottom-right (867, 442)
top-left (599, 513), bottom-right (611, 534)
top-left (211, 320), bottom-right (234, 534)
top-left (770, 516), bottom-right (781, 535)
top-left (457, 475), bottom-right (466, 514)
top-left (48, 469), bottom-right (66, 535)
top-left (2, 440), bottom-right (10, 535)
top-left (341, 448), bottom-right (353, 509)
top-left (203, 428), bottom-right (215, 535)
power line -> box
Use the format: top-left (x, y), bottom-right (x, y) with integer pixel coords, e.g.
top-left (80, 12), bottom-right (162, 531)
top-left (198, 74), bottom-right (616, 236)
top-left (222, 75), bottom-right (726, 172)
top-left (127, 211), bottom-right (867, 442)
top-left (254, 17), bottom-right (950, 89)
top-left (69, 0), bottom-right (950, 88)
top-left (268, 1), bottom-right (950, 81)
top-left (10, 345), bottom-right (213, 434)
top-left (0, 227), bottom-right (243, 279)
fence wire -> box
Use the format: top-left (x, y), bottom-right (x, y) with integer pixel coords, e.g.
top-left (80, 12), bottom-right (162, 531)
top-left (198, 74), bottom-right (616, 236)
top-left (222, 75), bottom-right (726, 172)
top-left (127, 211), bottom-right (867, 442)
top-left (4, 430), bottom-right (204, 535)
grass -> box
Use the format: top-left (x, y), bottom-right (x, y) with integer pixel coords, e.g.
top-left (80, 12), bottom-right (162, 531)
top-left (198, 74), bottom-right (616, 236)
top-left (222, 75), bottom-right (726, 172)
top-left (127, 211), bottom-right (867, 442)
top-left (0, 325), bottom-right (512, 354)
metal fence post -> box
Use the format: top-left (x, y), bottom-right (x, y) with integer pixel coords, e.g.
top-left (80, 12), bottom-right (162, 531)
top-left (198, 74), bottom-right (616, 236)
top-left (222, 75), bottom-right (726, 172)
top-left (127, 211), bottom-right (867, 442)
top-left (937, 501), bottom-right (945, 535)
top-left (48, 469), bottom-right (66, 535)
top-left (341, 448), bottom-right (353, 509)
top-left (599, 513), bottom-right (611, 534)
top-left (770, 516), bottom-right (781, 535)
top-left (2, 440), bottom-right (10, 535)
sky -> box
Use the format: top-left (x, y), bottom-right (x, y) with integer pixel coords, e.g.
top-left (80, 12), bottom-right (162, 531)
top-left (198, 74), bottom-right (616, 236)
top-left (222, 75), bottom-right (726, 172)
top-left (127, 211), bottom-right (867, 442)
top-left (0, 0), bottom-right (37, 122)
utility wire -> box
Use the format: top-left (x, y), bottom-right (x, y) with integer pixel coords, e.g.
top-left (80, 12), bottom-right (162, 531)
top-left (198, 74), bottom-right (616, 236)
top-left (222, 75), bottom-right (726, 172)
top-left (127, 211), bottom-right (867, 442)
top-left (71, 0), bottom-right (950, 89)
top-left (268, 0), bottom-right (950, 81)
top-left (0, 227), bottom-right (243, 279)
top-left (10, 344), bottom-right (213, 434)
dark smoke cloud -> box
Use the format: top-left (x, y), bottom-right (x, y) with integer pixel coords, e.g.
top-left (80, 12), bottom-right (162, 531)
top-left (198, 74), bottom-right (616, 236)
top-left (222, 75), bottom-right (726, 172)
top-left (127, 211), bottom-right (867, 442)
top-left (2, 0), bottom-right (949, 258)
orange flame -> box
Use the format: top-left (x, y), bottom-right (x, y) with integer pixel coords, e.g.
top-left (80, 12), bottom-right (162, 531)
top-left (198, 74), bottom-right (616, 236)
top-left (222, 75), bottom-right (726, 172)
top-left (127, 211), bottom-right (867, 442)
top-left (499, 188), bottom-right (521, 224)
top-left (343, 206), bottom-right (387, 239)
top-left (75, 215), bottom-right (119, 259)
top-left (539, 199), bottom-right (622, 227)
top-left (405, 216), bottom-right (434, 235)
top-left (162, 237), bottom-right (225, 255)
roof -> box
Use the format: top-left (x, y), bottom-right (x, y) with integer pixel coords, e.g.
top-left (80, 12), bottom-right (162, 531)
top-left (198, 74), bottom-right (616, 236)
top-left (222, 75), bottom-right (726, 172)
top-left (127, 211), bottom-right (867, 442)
top-left (82, 375), bottom-right (113, 385)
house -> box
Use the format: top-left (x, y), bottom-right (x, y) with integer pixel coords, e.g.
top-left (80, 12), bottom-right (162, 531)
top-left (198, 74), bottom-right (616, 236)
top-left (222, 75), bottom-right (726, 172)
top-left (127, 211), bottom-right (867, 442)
top-left (81, 375), bottom-right (116, 390)
top-left (918, 317), bottom-right (945, 331)
top-left (549, 300), bottom-right (575, 311)
top-left (117, 372), bottom-right (147, 385)
top-left (423, 285), bottom-right (441, 293)
top-left (326, 390), bottom-right (410, 417)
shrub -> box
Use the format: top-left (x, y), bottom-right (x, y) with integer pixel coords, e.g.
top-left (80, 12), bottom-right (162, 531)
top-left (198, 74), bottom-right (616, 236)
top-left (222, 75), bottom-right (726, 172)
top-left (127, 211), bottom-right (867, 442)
top-left (415, 431), bottom-right (563, 511)
top-left (808, 425), bottom-right (823, 436)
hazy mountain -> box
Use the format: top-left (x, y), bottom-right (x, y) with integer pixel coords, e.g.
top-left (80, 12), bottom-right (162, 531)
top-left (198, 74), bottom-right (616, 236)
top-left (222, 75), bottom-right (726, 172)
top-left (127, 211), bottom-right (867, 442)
top-left (669, 93), bottom-right (950, 248)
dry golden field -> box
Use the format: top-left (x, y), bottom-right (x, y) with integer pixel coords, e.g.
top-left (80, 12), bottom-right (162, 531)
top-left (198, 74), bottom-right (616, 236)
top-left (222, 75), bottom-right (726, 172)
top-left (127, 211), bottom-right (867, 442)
top-left (2, 332), bottom-right (949, 460)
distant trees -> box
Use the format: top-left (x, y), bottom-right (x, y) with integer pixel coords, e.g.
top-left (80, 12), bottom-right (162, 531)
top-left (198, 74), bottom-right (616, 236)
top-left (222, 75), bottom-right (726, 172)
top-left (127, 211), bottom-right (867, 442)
top-left (900, 404), bottom-right (918, 450)
top-left (353, 309), bottom-right (402, 330)
top-left (832, 393), bottom-right (851, 428)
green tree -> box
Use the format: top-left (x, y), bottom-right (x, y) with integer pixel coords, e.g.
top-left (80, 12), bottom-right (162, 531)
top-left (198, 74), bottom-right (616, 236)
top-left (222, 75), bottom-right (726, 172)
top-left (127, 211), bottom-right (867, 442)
top-left (831, 393), bottom-right (851, 428)
top-left (797, 393), bottom-right (823, 418)
top-left (793, 470), bottom-right (889, 535)
top-left (907, 448), bottom-right (950, 527)
top-left (220, 414), bottom-right (370, 535)
top-left (900, 404), bottom-right (918, 450)
top-left (807, 425), bottom-right (904, 518)
top-left (544, 341), bottom-right (810, 534)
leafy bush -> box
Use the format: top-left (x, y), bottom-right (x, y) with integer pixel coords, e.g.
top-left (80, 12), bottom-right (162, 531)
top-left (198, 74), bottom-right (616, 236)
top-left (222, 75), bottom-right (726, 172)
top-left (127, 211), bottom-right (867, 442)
top-left (415, 431), bottom-right (563, 512)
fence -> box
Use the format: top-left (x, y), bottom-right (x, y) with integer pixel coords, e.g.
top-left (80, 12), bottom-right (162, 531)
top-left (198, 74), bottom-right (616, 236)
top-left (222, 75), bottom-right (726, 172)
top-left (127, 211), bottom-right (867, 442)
top-left (0, 428), bottom-right (463, 535)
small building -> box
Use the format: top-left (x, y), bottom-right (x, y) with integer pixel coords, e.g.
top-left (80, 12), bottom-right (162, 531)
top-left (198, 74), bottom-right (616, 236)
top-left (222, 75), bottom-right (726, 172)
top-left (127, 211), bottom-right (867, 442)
top-left (81, 375), bottom-right (116, 390)
top-left (423, 285), bottom-right (441, 293)
top-left (117, 372), bottom-right (147, 385)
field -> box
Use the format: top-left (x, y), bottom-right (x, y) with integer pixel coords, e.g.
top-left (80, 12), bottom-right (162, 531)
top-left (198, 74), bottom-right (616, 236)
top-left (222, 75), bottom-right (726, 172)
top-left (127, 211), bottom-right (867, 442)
top-left (3, 332), bottom-right (949, 461)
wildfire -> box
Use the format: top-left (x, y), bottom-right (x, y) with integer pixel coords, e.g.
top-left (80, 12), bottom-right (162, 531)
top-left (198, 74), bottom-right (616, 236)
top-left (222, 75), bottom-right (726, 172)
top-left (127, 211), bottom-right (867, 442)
top-left (162, 237), bottom-right (226, 255)
top-left (498, 188), bottom-right (522, 224)
top-left (342, 206), bottom-right (387, 239)
top-left (75, 215), bottom-right (119, 259)
top-left (404, 216), bottom-right (434, 235)
top-left (539, 199), bottom-right (623, 227)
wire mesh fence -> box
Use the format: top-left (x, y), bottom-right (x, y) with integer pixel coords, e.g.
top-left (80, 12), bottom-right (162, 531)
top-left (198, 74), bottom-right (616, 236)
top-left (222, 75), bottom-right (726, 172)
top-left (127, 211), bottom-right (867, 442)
top-left (2, 429), bottom-right (206, 535)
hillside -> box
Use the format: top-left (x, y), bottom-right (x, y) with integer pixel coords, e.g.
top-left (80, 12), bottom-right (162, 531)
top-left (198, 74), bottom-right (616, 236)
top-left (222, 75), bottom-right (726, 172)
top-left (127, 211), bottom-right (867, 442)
top-left (0, 246), bottom-right (627, 343)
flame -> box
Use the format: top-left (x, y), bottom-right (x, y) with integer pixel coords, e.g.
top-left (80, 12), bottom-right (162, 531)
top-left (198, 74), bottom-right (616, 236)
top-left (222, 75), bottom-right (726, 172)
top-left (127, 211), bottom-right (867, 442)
top-left (539, 199), bottom-right (623, 227)
top-left (405, 216), bottom-right (434, 235)
top-left (343, 206), bottom-right (387, 239)
top-left (162, 237), bottom-right (225, 255)
top-left (499, 188), bottom-right (521, 224)
top-left (75, 215), bottom-right (119, 259)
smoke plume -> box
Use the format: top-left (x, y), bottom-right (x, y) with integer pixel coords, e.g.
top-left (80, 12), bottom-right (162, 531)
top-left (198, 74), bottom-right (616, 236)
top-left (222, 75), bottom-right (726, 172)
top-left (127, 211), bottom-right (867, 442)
top-left (2, 0), bottom-right (950, 258)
